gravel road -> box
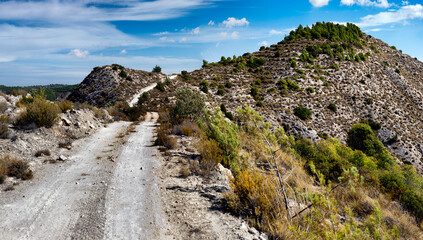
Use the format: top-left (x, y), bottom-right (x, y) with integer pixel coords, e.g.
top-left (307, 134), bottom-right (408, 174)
top-left (0, 113), bottom-right (167, 240)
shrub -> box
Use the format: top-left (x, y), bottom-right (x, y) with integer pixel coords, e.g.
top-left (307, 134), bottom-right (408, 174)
top-left (194, 137), bottom-right (223, 175)
top-left (328, 103), bottom-right (337, 112)
top-left (199, 80), bottom-right (209, 93)
top-left (365, 98), bottom-right (373, 105)
top-left (330, 63), bottom-right (339, 70)
top-left (306, 87), bottom-right (314, 93)
top-left (20, 97), bottom-right (61, 128)
top-left (155, 125), bottom-right (177, 149)
top-left (119, 70), bottom-right (127, 78)
top-left (225, 81), bottom-right (232, 88)
top-left (0, 155), bottom-right (33, 182)
top-left (347, 123), bottom-right (394, 169)
top-left (250, 87), bottom-right (259, 100)
top-left (294, 106), bottom-right (312, 120)
top-left (0, 122), bottom-right (8, 139)
top-left (137, 92), bottom-right (149, 105)
top-left (275, 51), bottom-right (281, 57)
top-left (155, 82), bottom-right (165, 92)
top-left (172, 120), bottom-right (201, 136)
top-left (171, 88), bottom-right (205, 123)
top-left (57, 100), bottom-right (73, 113)
top-left (181, 70), bottom-right (191, 81)
top-left (152, 65), bottom-right (162, 73)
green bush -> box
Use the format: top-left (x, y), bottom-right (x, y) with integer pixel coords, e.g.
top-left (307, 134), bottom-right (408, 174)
top-left (152, 65), bottom-right (162, 73)
top-left (21, 97), bottom-right (60, 128)
top-left (200, 80), bottom-right (209, 93)
top-left (171, 88), bottom-right (205, 123)
top-left (330, 63), bottom-right (339, 70)
top-left (250, 87), bottom-right (259, 100)
top-left (277, 79), bottom-right (301, 91)
top-left (306, 87), bottom-right (314, 93)
top-left (347, 123), bottom-right (394, 169)
top-left (225, 81), bottom-right (232, 88)
top-left (138, 92), bottom-right (149, 105)
top-left (119, 70), bottom-right (127, 78)
top-left (328, 103), bottom-right (337, 112)
top-left (155, 82), bottom-right (165, 92)
top-left (294, 106), bottom-right (312, 120)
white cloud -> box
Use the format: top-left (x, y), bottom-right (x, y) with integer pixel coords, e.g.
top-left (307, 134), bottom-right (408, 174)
top-left (120, 49), bottom-right (127, 54)
top-left (231, 31), bottom-right (240, 39)
top-left (222, 17), bottom-right (249, 28)
top-left (309, 0), bottom-right (331, 7)
top-left (192, 27), bottom-right (200, 35)
top-left (340, 0), bottom-right (391, 8)
top-left (402, 1), bottom-right (409, 5)
top-left (153, 31), bottom-right (169, 36)
top-left (358, 4), bottom-right (423, 27)
top-left (208, 20), bottom-right (215, 26)
top-left (68, 49), bottom-right (89, 59)
top-left (0, 23), bottom-right (146, 63)
top-left (159, 36), bottom-right (175, 43)
top-left (258, 41), bottom-right (268, 46)
top-left (180, 37), bottom-right (188, 43)
top-left (269, 29), bottom-right (283, 35)
top-left (0, 0), bottom-right (219, 22)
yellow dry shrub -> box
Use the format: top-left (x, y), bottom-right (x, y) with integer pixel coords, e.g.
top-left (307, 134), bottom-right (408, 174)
top-left (194, 137), bottom-right (223, 175)
top-left (225, 168), bottom-right (286, 236)
top-left (57, 100), bottom-right (73, 113)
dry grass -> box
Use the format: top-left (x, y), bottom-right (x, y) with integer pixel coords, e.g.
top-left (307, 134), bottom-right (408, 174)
top-left (172, 120), bottom-right (201, 136)
top-left (0, 155), bottom-right (33, 183)
top-left (57, 100), bottom-right (73, 113)
top-left (179, 165), bottom-right (190, 178)
top-left (58, 142), bottom-right (72, 150)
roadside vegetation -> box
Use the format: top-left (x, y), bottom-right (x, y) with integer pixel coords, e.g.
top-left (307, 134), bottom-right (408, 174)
top-left (155, 86), bottom-right (423, 239)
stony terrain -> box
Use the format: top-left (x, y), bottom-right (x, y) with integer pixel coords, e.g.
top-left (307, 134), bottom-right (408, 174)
top-left (184, 34), bottom-right (423, 172)
top-left (68, 65), bottom-right (166, 107)
top-left (0, 93), bottom-right (112, 189)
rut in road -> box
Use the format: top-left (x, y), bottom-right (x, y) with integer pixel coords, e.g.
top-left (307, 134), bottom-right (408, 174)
top-left (0, 112), bottom-right (167, 240)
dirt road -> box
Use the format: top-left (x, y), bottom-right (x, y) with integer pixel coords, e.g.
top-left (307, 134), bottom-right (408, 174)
top-left (0, 113), bottom-right (167, 240)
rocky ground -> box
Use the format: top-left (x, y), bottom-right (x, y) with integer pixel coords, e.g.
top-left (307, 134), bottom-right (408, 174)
top-left (0, 93), bottom-right (112, 190)
top-left (158, 134), bottom-right (267, 240)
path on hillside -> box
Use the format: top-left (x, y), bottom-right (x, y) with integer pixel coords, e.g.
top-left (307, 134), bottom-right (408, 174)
top-left (0, 113), bottom-right (169, 240)
top-left (128, 74), bottom-right (177, 107)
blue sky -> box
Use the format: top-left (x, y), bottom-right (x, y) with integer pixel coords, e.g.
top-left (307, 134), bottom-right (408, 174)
top-left (0, 0), bottom-right (423, 86)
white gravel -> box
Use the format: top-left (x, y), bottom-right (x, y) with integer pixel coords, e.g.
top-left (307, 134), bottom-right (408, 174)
top-left (0, 113), bottom-right (168, 240)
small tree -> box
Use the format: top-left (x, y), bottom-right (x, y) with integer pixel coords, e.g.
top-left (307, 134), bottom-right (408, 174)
top-left (171, 88), bottom-right (205, 123)
top-left (152, 65), bottom-right (162, 73)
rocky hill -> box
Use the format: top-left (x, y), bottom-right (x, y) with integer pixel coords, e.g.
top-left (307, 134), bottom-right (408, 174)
top-left (181, 24), bottom-right (423, 173)
top-left (68, 64), bottom-right (166, 107)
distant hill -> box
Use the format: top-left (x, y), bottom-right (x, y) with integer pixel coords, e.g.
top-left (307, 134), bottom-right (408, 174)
top-left (0, 84), bottom-right (78, 101)
top-left (67, 64), bottom-right (166, 107)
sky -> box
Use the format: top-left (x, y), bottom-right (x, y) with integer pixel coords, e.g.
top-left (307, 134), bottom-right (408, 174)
top-left (1, 0), bottom-right (423, 86)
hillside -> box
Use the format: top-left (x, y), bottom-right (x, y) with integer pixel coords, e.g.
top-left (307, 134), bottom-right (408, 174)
top-left (68, 64), bottom-right (166, 107)
top-left (182, 23), bottom-right (423, 173)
